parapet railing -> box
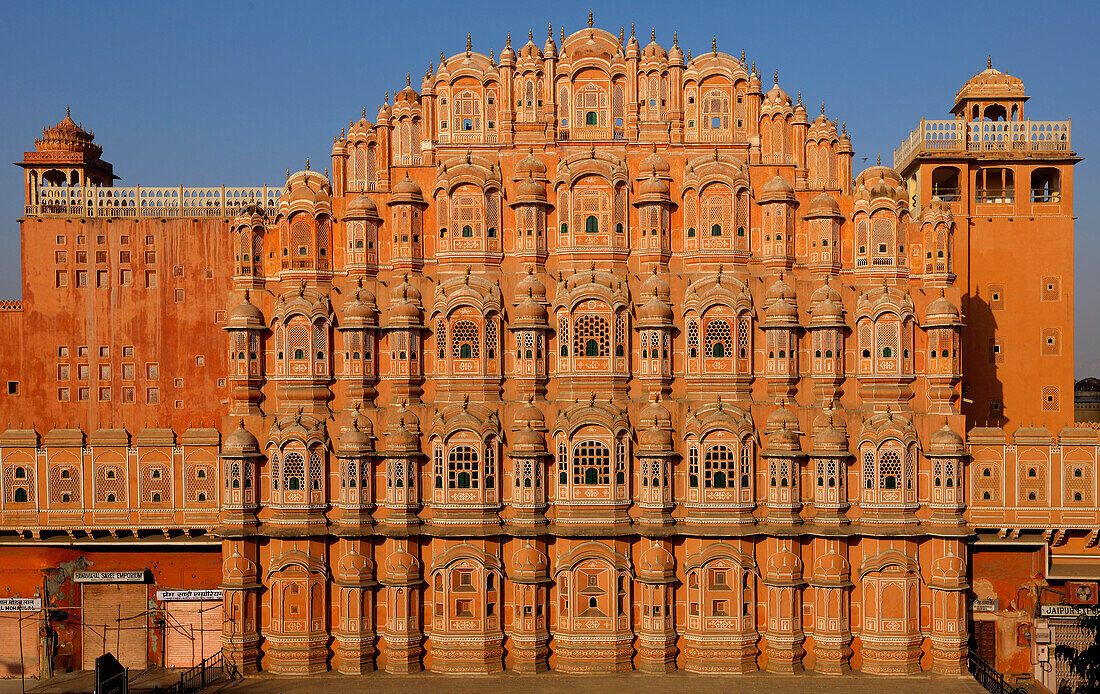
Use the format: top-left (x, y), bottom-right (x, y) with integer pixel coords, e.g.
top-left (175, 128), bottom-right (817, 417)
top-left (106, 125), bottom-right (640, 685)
top-left (893, 118), bottom-right (1071, 170)
top-left (25, 185), bottom-right (280, 219)
top-left (967, 647), bottom-right (1028, 694)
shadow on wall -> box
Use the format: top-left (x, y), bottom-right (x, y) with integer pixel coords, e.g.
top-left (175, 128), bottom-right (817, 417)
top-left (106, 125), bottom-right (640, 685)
top-left (962, 289), bottom-right (1005, 428)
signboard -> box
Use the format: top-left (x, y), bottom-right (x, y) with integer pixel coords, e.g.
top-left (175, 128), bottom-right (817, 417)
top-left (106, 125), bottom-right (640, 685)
top-left (0, 598), bottom-right (41, 611)
top-left (1040, 604), bottom-right (1100, 618)
top-left (972, 598), bottom-right (999, 612)
top-left (156, 590), bottom-right (222, 602)
top-left (74, 571), bottom-right (146, 583)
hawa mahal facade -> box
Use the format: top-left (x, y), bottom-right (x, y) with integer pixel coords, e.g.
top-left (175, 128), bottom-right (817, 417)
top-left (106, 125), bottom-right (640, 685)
top-left (0, 19), bottom-right (1089, 685)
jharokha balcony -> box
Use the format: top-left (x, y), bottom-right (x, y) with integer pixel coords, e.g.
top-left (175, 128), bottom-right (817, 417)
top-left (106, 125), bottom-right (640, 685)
top-left (893, 118), bottom-right (1071, 171)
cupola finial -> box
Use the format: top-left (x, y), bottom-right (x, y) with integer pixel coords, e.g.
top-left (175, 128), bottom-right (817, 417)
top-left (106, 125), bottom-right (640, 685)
top-left (588, 9), bottom-right (593, 27)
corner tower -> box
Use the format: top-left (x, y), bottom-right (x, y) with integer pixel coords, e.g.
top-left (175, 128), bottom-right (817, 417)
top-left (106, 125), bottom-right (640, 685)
top-left (893, 62), bottom-right (1078, 429)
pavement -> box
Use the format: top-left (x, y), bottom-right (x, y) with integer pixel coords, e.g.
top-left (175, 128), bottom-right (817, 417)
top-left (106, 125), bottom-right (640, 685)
top-left (0, 669), bottom-right (992, 694)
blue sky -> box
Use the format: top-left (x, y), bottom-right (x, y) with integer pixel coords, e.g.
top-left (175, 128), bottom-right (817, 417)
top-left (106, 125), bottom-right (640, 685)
top-left (1, 0), bottom-right (1097, 372)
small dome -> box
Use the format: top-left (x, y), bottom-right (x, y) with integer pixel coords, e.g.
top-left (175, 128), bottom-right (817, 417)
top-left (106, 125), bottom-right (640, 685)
top-left (36, 110), bottom-right (102, 158)
top-left (345, 193), bottom-right (379, 218)
top-left (640, 145), bottom-right (670, 175)
top-left (638, 422), bottom-right (673, 453)
top-left (640, 267), bottom-right (671, 300)
top-left (515, 149), bottom-right (547, 177)
top-left (512, 542), bottom-right (548, 578)
top-left (761, 175), bottom-right (796, 197)
top-left (766, 406), bottom-right (800, 433)
top-left (929, 422), bottom-right (964, 452)
top-left (667, 38), bottom-right (684, 66)
top-left (813, 550), bottom-right (850, 583)
top-left (764, 83), bottom-right (791, 107)
top-left (387, 421), bottom-right (419, 452)
top-left (813, 425), bottom-right (848, 452)
top-left (805, 192), bottom-right (842, 218)
top-left (765, 275), bottom-right (796, 303)
top-left (223, 421), bottom-right (260, 457)
top-left (573, 35), bottom-right (607, 61)
top-left (513, 292), bottom-right (549, 325)
top-left (337, 549), bottom-right (375, 579)
top-left (767, 426), bottom-right (800, 451)
top-left (639, 544), bottom-right (676, 582)
top-left (811, 298), bottom-right (844, 322)
top-left (389, 174), bottom-right (424, 204)
top-left (511, 424), bottom-right (545, 451)
top-left (228, 292), bottom-right (265, 329)
top-left (516, 175), bottom-right (546, 199)
top-left (384, 548), bottom-right (420, 583)
top-left (515, 267), bottom-right (547, 302)
top-left (637, 291), bottom-right (673, 324)
top-left (931, 553), bottom-right (967, 584)
top-left (639, 171), bottom-right (670, 198)
top-left (519, 31), bottom-right (542, 60)
top-left (340, 416), bottom-right (374, 454)
top-left (925, 290), bottom-right (961, 326)
top-left (641, 33), bottom-right (667, 61)
top-left (342, 287), bottom-right (378, 324)
top-left (223, 549), bottom-right (255, 581)
top-left (765, 298), bottom-right (798, 323)
top-left (767, 548), bottom-right (802, 582)
top-left (513, 399), bottom-right (546, 429)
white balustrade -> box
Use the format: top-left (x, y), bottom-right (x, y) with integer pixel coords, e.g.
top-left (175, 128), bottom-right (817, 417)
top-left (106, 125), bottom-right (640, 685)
top-left (894, 118), bottom-right (1070, 169)
top-left (27, 184), bottom-right (280, 218)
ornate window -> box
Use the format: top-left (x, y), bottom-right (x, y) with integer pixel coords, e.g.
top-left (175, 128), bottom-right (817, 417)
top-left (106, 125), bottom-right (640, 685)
top-left (704, 445), bottom-right (736, 488)
top-left (448, 445), bottom-right (479, 489)
top-left (452, 320), bottom-right (480, 360)
top-left (574, 314), bottom-right (609, 358)
top-left (704, 319), bottom-right (732, 359)
top-left (572, 440), bottom-right (611, 486)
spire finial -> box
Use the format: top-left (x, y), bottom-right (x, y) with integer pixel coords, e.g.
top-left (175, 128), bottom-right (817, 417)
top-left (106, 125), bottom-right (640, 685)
top-left (774, 69), bottom-right (779, 85)
top-left (797, 91), bottom-right (802, 106)
top-left (742, 49), bottom-right (746, 64)
top-left (821, 101), bottom-right (826, 115)
top-left (305, 157), bottom-right (310, 171)
top-left (528, 28), bottom-right (533, 41)
top-left (588, 9), bottom-right (593, 27)
top-left (506, 32), bottom-right (511, 46)
top-left (362, 107), bottom-right (367, 118)
top-left (712, 36), bottom-right (717, 55)
top-left (619, 26), bottom-right (624, 44)
top-left (687, 49), bottom-right (692, 62)
top-left (286, 168), bottom-right (290, 180)
top-left (466, 33), bottom-right (472, 55)
top-left (561, 26), bottom-right (564, 43)
top-left (631, 22), bottom-right (635, 38)
top-left (987, 54), bottom-right (992, 69)
top-left (651, 28), bottom-right (656, 41)
top-left (441, 49), bottom-right (445, 64)
top-left (877, 153), bottom-right (881, 165)
top-left (66, 106), bottom-right (70, 117)
top-left (548, 22), bottom-right (553, 38)
top-left (673, 31), bottom-right (678, 46)
top-left (406, 72), bottom-right (411, 87)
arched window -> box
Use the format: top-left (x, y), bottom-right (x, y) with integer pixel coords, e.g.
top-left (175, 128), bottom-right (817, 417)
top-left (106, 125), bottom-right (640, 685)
top-left (284, 452), bottom-right (304, 491)
top-left (586, 111), bottom-right (598, 126)
top-left (704, 445), bottom-right (736, 489)
top-left (585, 215), bottom-right (599, 234)
top-left (573, 314), bottom-right (609, 358)
top-left (573, 440), bottom-right (610, 485)
top-left (704, 319), bottom-right (732, 360)
top-left (448, 445), bottom-right (479, 489)
top-left (451, 320), bottom-right (480, 360)
top-left (880, 449), bottom-right (901, 490)
top-left (13, 467), bottom-right (25, 479)
top-left (13, 488), bottom-right (27, 503)
top-left (462, 224), bottom-right (473, 237)
top-left (711, 223), bottom-right (722, 237)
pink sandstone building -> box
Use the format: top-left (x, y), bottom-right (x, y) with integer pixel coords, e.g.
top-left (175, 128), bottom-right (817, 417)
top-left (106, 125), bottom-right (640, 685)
top-left (0, 19), bottom-right (1090, 689)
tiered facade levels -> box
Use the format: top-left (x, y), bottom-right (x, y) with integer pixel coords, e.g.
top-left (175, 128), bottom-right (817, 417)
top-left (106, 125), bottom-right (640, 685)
top-left (0, 25), bottom-right (1086, 679)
